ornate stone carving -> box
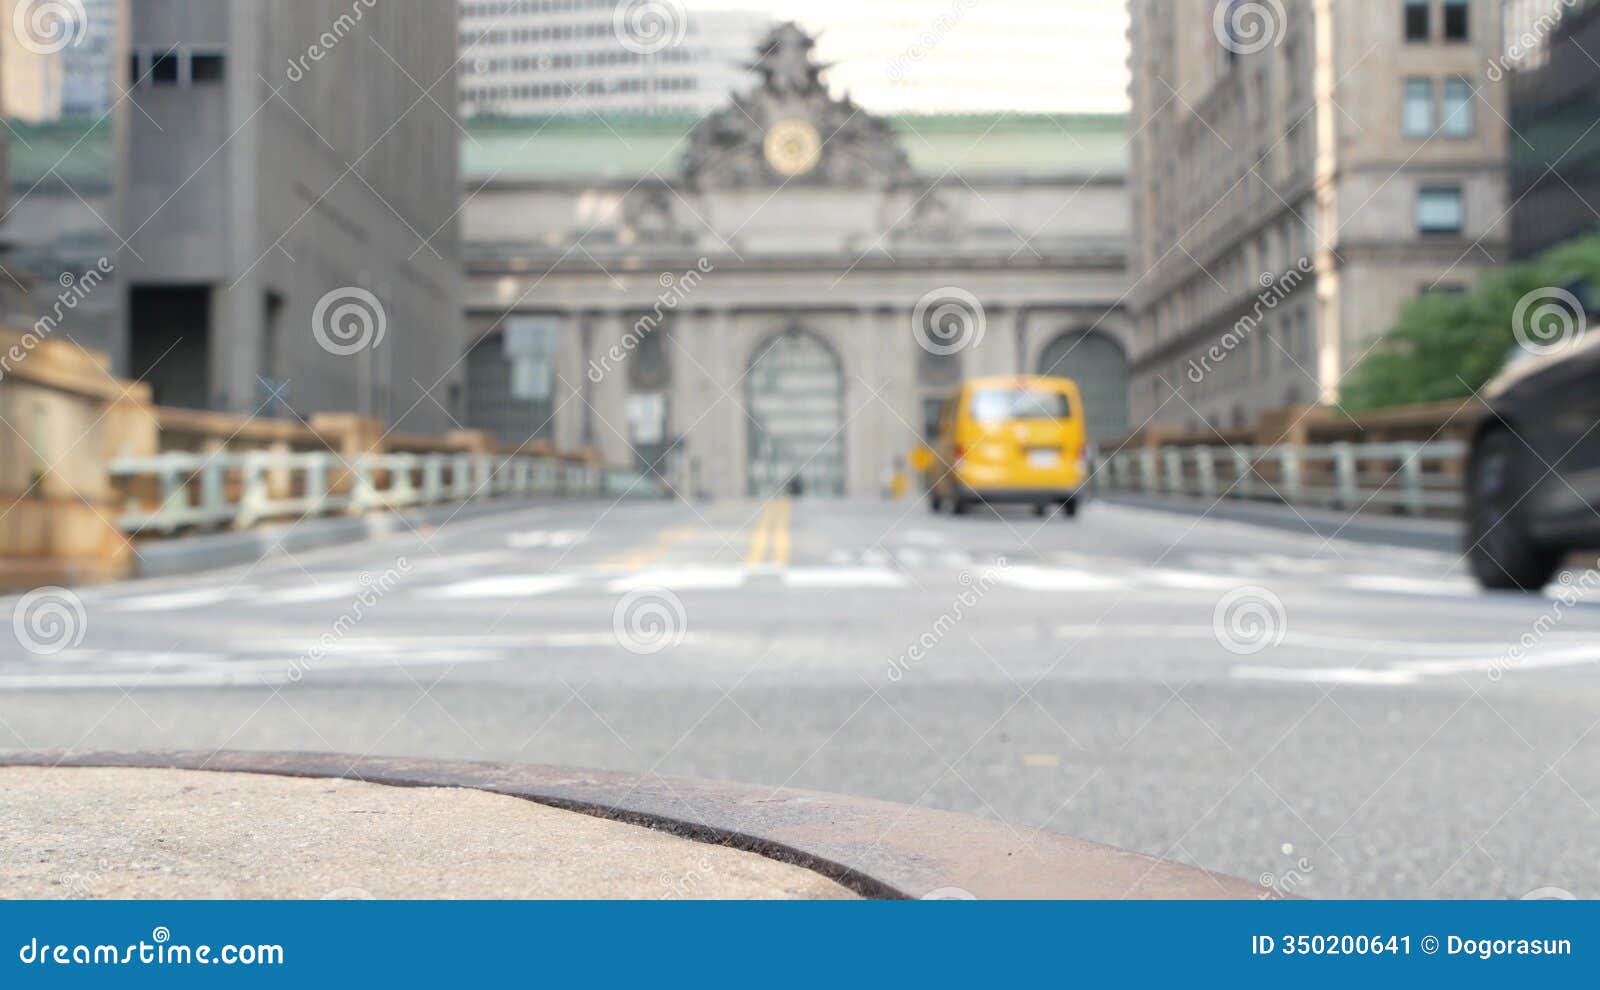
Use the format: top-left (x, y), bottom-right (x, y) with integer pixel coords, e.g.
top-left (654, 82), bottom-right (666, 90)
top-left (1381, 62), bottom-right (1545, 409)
top-left (685, 23), bottom-right (914, 190)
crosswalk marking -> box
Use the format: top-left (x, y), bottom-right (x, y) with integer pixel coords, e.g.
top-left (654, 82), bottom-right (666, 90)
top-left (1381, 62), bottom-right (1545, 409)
top-left (427, 574), bottom-right (578, 599)
top-left (608, 568), bottom-right (747, 592)
top-left (782, 567), bottom-right (907, 589)
top-left (994, 567), bottom-right (1129, 592)
top-left (110, 588), bottom-right (252, 613)
top-left (506, 529), bottom-right (587, 549)
top-left (252, 581), bottom-right (366, 606)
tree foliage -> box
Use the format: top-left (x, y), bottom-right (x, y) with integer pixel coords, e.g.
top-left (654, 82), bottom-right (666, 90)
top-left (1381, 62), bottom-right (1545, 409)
top-left (1340, 233), bottom-right (1600, 412)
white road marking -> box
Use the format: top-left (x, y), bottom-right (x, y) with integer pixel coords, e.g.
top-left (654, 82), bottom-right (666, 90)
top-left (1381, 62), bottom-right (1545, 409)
top-left (251, 581), bottom-right (366, 606)
top-left (1340, 575), bottom-right (1479, 597)
top-left (996, 567), bottom-right (1128, 592)
top-left (782, 567), bottom-right (908, 589)
top-left (507, 529), bottom-right (586, 549)
top-left (607, 568), bottom-right (747, 592)
top-left (1232, 666), bottom-right (1422, 687)
top-left (428, 575), bottom-right (579, 599)
top-left (1147, 570), bottom-right (1245, 590)
top-left (108, 588), bottom-right (250, 613)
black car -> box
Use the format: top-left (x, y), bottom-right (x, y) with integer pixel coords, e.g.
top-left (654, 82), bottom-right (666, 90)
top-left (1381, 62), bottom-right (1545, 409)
top-left (1466, 334), bottom-right (1600, 589)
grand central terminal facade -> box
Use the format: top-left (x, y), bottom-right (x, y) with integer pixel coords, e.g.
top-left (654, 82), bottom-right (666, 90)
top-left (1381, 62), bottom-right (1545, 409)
top-left (459, 24), bottom-right (1133, 498)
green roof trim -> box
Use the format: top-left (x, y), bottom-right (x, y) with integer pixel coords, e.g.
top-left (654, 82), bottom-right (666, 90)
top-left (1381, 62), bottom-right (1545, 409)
top-left (463, 112), bottom-right (1128, 181)
top-left (5, 115), bottom-right (113, 188)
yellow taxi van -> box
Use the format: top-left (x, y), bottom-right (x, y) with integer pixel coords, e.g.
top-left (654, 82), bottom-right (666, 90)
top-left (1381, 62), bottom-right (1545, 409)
top-left (925, 375), bottom-right (1089, 517)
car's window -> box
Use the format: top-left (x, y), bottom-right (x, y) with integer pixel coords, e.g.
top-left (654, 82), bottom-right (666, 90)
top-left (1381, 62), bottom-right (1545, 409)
top-left (968, 389), bottom-right (1073, 423)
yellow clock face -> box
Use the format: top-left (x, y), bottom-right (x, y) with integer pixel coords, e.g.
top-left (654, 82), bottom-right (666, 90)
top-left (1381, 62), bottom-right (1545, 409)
top-left (763, 118), bottom-right (822, 178)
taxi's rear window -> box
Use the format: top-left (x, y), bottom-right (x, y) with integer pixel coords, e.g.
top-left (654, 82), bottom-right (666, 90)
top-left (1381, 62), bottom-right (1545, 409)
top-left (969, 388), bottom-right (1073, 423)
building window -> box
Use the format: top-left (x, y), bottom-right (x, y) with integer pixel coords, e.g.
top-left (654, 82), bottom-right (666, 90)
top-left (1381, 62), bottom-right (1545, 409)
top-left (1403, 78), bottom-right (1435, 137)
top-left (1404, 0), bottom-right (1430, 40)
top-left (151, 52), bottom-right (179, 84)
top-left (1442, 78), bottom-right (1473, 136)
top-left (191, 52), bottom-right (227, 83)
top-left (1418, 186), bottom-right (1464, 234)
top-left (1443, 0), bottom-right (1469, 40)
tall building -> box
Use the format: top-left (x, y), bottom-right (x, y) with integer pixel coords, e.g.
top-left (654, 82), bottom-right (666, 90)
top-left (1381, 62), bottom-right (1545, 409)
top-left (1126, 0), bottom-right (1509, 432)
top-left (458, 1), bottom-right (772, 118)
top-left (0, 0), bottom-right (66, 122)
top-left (116, 0), bottom-right (463, 432)
top-left (1507, 0), bottom-right (1600, 259)
top-left (62, 0), bottom-right (119, 116)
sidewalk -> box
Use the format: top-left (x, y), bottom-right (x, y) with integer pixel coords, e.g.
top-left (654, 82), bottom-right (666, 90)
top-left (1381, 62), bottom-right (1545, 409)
top-left (0, 751), bottom-right (1271, 900)
top-left (1, 766), bottom-right (853, 900)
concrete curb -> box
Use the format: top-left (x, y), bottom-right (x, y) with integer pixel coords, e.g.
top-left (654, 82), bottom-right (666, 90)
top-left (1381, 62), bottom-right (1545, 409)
top-left (4, 751), bottom-right (1269, 900)
top-left (1101, 493), bottom-right (1461, 553)
top-left (130, 498), bottom-right (594, 580)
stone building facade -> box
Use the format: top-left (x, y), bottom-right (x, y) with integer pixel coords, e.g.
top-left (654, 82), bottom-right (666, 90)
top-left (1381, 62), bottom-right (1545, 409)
top-left (461, 25), bottom-right (1134, 498)
top-left (1127, 0), bottom-right (1510, 432)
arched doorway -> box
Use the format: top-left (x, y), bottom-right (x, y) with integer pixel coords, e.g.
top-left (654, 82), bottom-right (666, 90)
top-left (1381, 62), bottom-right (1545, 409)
top-left (747, 329), bottom-right (846, 496)
top-left (1038, 330), bottom-right (1129, 440)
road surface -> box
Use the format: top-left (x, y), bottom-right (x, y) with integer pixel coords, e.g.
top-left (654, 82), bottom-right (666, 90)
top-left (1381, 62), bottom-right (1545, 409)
top-left (4, 495), bottom-right (1599, 899)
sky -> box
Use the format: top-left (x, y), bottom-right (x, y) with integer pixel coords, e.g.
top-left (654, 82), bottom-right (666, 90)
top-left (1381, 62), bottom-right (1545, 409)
top-left (683, 0), bottom-right (1132, 115)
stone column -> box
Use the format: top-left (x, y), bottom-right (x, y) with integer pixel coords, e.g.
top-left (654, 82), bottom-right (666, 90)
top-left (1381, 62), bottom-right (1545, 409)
top-left (589, 311), bottom-right (633, 469)
top-left (552, 311), bottom-right (587, 453)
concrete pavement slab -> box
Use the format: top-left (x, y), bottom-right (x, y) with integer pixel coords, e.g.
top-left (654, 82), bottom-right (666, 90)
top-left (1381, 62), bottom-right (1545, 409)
top-left (0, 767), bottom-right (856, 900)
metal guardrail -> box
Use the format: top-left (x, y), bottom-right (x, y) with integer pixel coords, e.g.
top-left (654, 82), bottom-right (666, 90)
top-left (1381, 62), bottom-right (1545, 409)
top-left (1093, 440), bottom-right (1469, 516)
top-left (109, 450), bottom-right (655, 535)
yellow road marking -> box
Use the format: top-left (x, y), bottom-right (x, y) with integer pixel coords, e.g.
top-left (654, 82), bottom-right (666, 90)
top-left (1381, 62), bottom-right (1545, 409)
top-left (770, 498), bottom-right (792, 566)
top-left (746, 498), bottom-right (792, 566)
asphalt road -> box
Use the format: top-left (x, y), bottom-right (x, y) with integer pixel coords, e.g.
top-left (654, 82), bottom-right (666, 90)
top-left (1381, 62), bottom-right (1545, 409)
top-left (4, 494), bottom-right (1600, 899)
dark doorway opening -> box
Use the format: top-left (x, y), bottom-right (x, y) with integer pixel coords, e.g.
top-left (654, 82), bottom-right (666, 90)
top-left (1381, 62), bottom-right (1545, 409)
top-left (129, 285), bottom-right (212, 410)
